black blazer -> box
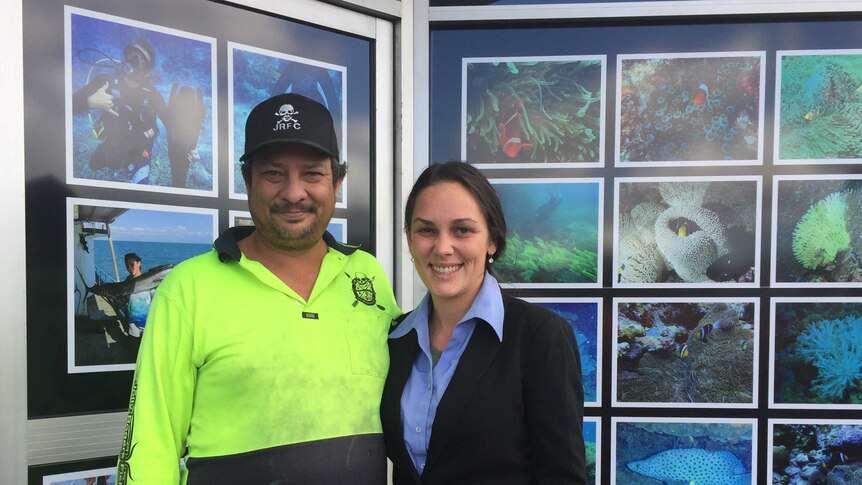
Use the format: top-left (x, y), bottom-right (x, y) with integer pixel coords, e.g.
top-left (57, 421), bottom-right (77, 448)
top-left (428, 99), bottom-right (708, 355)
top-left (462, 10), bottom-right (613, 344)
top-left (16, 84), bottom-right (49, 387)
top-left (381, 297), bottom-right (588, 485)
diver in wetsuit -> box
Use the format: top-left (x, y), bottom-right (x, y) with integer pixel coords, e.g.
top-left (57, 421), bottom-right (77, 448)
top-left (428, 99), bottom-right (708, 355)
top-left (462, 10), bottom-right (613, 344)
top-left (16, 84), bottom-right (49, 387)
top-left (73, 39), bottom-right (205, 187)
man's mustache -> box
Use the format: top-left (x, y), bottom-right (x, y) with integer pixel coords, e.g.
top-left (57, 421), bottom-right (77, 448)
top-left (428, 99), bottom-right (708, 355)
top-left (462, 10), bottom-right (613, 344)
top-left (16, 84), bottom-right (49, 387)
top-left (270, 201), bottom-right (317, 214)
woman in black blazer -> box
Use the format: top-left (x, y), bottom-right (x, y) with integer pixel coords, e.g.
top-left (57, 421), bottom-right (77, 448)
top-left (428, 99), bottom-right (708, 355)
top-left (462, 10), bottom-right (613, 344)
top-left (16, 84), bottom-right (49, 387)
top-left (382, 161), bottom-right (588, 485)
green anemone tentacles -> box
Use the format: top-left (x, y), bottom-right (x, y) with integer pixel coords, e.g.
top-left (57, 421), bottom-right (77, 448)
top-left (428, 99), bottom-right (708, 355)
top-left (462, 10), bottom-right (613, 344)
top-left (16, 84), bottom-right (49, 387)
top-left (792, 192), bottom-right (851, 270)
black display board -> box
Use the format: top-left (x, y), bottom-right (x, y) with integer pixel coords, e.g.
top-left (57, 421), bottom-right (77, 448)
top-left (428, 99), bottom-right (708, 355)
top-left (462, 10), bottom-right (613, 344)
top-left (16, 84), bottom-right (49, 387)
top-left (24, 0), bottom-right (375, 418)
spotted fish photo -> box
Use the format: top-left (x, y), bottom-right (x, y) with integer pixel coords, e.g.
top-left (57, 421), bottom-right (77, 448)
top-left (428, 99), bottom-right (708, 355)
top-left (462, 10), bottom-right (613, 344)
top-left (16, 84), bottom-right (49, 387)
top-left (613, 418), bottom-right (754, 485)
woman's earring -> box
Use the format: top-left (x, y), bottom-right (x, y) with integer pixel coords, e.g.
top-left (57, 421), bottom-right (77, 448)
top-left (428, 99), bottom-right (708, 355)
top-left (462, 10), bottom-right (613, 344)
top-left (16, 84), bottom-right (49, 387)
top-left (488, 255), bottom-right (494, 264)
top-left (410, 256), bottom-right (415, 263)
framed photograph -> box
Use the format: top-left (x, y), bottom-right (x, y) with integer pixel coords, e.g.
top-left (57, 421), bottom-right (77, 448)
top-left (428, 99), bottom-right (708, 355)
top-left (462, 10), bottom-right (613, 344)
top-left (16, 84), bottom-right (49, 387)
top-left (775, 49), bottom-right (862, 164)
top-left (525, 298), bottom-right (601, 407)
top-left (612, 298), bottom-right (758, 408)
top-left (612, 417), bottom-right (756, 485)
top-left (65, 7), bottom-right (217, 196)
top-left (615, 52), bottom-right (765, 167)
top-left (771, 175), bottom-right (862, 287)
top-left (229, 210), bottom-right (348, 244)
top-left (462, 55), bottom-right (606, 168)
top-left (228, 41), bottom-right (347, 207)
top-left (769, 419), bottom-right (862, 483)
top-left (68, 198), bottom-right (217, 373)
top-left (770, 297), bottom-right (862, 409)
top-left (614, 176), bottom-right (761, 288)
top-left (29, 457), bottom-right (117, 485)
top-left (490, 178), bottom-right (603, 287)
top-left (584, 416), bottom-right (601, 485)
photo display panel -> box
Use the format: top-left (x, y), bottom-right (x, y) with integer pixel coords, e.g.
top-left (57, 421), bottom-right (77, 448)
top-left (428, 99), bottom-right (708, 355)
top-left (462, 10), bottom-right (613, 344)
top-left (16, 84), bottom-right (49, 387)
top-left (431, 15), bottom-right (862, 484)
top-left (24, 0), bottom-right (375, 418)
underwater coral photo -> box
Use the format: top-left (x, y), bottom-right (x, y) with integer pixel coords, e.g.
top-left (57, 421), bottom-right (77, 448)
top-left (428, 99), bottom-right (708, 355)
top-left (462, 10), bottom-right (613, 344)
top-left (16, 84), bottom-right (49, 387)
top-left (771, 299), bottom-right (862, 408)
top-left (613, 299), bottom-right (757, 407)
top-left (613, 418), bottom-right (755, 485)
top-left (583, 418), bottom-right (600, 484)
top-left (463, 56), bottom-right (605, 167)
top-left (528, 298), bottom-right (601, 406)
top-left (772, 176), bottom-right (862, 286)
top-left (775, 50), bottom-right (862, 164)
top-left (229, 42), bottom-right (346, 204)
top-left (616, 52), bottom-right (764, 166)
top-left (615, 177), bottom-right (761, 287)
top-left (67, 7), bottom-right (216, 194)
top-left (769, 420), bottom-right (862, 485)
top-left (492, 178), bottom-right (602, 287)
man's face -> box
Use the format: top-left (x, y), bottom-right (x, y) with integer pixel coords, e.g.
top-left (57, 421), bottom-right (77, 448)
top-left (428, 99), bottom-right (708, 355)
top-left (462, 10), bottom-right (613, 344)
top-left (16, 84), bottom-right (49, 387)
top-left (247, 144), bottom-right (341, 253)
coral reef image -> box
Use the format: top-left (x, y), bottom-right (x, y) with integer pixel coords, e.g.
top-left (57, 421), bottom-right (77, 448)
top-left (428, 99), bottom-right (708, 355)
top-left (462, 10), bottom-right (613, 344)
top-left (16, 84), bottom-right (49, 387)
top-left (616, 179), bottom-right (759, 285)
top-left (774, 178), bottom-right (862, 284)
top-left (231, 45), bottom-right (345, 195)
top-left (615, 420), bottom-right (753, 484)
top-left (772, 423), bottom-right (862, 484)
top-left (583, 419), bottom-right (598, 484)
top-left (534, 301), bottom-right (599, 404)
top-left (773, 301), bottom-right (862, 405)
top-left (464, 57), bottom-right (603, 165)
top-left (615, 301), bottom-right (756, 405)
top-left (618, 54), bottom-right (762, 164)
top-left (777, 52), bottom-right (862, 162)
top-left (493, 180), bottom-right (600, 285)
top-left (69, 10), bottom-right (215, 191)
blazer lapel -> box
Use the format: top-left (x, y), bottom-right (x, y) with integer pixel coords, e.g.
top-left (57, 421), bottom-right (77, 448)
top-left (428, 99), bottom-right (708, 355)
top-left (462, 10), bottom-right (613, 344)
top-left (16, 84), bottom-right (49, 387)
top-left (383, 331), bottom-right (423, 484)
top-left (423, 324), bottom-right (500, 472)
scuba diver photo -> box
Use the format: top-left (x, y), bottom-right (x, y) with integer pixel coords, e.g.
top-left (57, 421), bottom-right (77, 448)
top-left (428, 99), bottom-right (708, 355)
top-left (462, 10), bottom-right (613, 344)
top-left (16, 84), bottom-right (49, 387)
top-left (67, 7), bottom-right (215, 194)
top-left (228, 42), bottom-right (346, 205)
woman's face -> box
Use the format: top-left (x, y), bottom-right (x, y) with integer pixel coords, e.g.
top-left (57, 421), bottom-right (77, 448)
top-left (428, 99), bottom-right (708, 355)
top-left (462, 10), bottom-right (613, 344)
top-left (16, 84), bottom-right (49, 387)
top-left (407, 182), bottom-right (496, 307)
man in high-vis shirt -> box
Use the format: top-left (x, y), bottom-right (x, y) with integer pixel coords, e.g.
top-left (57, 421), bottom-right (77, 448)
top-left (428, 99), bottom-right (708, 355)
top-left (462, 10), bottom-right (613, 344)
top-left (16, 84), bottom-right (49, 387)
top-left (117, 93), bottom-right (400, 484)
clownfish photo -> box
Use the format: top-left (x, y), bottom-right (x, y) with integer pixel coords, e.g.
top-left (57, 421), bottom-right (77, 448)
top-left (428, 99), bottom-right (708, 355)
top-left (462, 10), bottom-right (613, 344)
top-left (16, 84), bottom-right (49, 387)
top-left (676, 343), bottom-right (690, 359)
top-left (699, 323), bottom-right (714, 342)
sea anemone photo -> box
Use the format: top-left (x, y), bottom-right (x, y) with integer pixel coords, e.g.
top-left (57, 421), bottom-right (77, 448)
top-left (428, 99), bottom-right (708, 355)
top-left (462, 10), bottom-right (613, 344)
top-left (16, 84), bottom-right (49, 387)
top-left (772, 176), bottom-right (862, 286)
top-left (614, 177), bottom-right (761, 287)
top-left (616, 52), bottom-right (764, 166)
top-left (463, 56), bottom-right (605, 168)
top-left (775, 50), bottom-right (862, 164)
top-left (613, 298), bottom-right (757, 407)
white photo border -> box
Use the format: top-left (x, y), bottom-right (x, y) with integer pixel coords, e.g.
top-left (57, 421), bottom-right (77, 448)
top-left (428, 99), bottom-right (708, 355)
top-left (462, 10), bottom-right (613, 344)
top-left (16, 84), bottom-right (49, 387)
top-left (227, 41), bottom-right (348, 208)
top-left (613, 175), bottom-right (762, 289)
top-left (64, 6), bottom-right (218, 197)
top-left (490, 177), bottom-right (604, 289)
top-left (614, 51), bottom-right (766, 167)
top-left (611, 296), bottom-right (759, 409)
top-left (524, 297), bottom-right (603, 407)
top-left (461, 55), bottom-right (607, 169)
top-left (67, 197), bottom-right (218, 374)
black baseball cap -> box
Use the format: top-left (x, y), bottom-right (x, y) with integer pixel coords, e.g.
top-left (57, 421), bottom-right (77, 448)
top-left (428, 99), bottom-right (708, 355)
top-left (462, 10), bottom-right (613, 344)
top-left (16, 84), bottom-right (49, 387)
top-left (240, 93), bottom-right (340, 162)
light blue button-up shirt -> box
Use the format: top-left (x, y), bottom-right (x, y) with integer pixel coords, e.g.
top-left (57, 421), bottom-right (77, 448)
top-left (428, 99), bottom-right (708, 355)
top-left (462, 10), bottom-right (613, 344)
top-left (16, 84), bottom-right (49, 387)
top-left (390, 272), bottom-right (504, 474)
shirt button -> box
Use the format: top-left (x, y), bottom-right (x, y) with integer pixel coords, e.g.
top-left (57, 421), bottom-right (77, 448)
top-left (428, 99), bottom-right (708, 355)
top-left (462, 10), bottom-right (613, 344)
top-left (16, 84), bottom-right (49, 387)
top-left (415, 426), bottom-right (422, 433)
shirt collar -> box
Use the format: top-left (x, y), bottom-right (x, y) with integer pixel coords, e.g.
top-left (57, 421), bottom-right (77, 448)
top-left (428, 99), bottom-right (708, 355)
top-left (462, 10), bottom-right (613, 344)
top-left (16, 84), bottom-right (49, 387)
top-left (214, 225), bottom-right (355, 262)
top-left (389, 272), bottom-right (504, 341)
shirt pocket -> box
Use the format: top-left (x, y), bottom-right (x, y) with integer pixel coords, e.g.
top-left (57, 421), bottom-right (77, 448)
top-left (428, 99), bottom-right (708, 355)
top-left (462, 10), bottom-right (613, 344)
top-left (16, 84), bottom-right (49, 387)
top-left (344, 314), bottom-right (389, 379)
